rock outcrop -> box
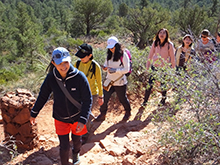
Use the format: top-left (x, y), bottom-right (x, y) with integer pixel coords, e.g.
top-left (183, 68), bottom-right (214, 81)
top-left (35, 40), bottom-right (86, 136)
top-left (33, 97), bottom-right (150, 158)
top-left (0, 88), bottom-right (37, 150)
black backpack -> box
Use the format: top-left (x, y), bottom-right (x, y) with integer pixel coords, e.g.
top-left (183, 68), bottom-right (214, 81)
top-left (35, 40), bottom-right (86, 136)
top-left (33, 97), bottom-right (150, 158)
top-left (76, 60), bottom-right (96, 79)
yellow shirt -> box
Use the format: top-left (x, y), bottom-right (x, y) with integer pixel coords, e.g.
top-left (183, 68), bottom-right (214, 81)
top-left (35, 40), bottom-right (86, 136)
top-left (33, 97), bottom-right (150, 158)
top-left (74, 60), bottom-right (103, 97)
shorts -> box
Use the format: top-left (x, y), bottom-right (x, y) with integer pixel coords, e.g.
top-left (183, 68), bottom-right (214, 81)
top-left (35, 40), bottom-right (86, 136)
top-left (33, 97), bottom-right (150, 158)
top-left (55, 119), bottom-right (87, 136)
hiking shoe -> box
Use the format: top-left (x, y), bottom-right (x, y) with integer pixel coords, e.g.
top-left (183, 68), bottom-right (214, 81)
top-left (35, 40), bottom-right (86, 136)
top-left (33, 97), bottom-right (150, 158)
top-left (122, 111), bottom-right (131, 121)
top-left (94, 114), bottom-right (106, 122)
top-left (72, 153), bottom-right (80, 165)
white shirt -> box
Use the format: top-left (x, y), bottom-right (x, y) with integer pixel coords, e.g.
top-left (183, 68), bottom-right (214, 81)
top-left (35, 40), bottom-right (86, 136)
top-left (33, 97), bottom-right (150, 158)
top-left (104, 51), bottom-right (130, 86)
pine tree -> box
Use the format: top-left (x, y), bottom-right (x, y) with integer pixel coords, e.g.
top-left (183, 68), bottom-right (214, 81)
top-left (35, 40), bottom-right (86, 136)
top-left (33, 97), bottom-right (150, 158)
top-left (124, 5), bottom-right (170, 49)
top-left (14, 2), bottom-right (44, 68)
top-left (72, 0), bottom-right (113, 36)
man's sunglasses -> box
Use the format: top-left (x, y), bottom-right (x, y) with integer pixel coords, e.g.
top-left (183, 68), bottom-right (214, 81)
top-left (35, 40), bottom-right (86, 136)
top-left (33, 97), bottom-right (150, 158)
top-left (53, 52), bottom-right (69, 60)
top-left (201, 35), bottom-right (207, 38)
top-left (78, 46), bottom-right (89, 54)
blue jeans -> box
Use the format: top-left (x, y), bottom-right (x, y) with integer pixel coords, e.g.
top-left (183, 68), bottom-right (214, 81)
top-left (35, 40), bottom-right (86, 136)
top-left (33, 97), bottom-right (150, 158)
top-left (100, 85), bottom-right (131, 114)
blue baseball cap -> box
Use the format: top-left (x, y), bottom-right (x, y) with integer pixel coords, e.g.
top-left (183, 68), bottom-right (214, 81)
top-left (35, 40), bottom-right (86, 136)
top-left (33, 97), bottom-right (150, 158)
top-left (52, 47), bottom-right (71, 65)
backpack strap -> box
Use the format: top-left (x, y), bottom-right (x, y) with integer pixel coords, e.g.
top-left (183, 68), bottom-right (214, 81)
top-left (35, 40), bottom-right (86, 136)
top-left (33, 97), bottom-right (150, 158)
top-left (125, 49), bottom-right (131, 59)
top-left (76, 60), bottom-right (96, 79)
top-left (120, 50), bottom-right (131, 66)
top-left (90, 60), bottom-right (96, 79)
top-left (76, 60), bottom-right (81, 69)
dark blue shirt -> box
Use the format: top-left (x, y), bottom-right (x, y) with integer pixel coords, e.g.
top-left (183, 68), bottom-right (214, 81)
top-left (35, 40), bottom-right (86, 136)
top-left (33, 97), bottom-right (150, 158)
top-left (31, 65), bottom-right (92, 124)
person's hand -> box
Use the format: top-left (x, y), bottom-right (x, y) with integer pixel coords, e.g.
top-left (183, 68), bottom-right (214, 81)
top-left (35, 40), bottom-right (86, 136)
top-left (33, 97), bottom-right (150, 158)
top-left (98, 97), bottom-right (104, 106)
top-left (101, 65), bottom-right (108, 71)
top-left (108, 68), bottom-right (116, 74)
top-left (30, 117), bottom-right (36, 125)
top-left (75, 122), bottom-right (84, 133)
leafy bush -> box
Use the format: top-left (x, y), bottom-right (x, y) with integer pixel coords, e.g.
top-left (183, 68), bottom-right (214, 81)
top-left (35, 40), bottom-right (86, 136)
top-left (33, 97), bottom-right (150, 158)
top-left (126, 46), bottom-right (150, 94)
top-left (66, 38), bottom-right (84, 48)
top-left (150, 57), bottom-right (220, 164)
top-left (0, 64), bottom-right (26, 84)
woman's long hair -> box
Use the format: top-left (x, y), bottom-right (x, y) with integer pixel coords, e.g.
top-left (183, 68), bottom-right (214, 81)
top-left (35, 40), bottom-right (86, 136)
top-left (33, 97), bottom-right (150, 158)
top-left (46, 61), bottom-right (55, 73)
top-left (154, 28), bottom-right (170, 47)
top-left (107, 43), bottom-right (123, 62)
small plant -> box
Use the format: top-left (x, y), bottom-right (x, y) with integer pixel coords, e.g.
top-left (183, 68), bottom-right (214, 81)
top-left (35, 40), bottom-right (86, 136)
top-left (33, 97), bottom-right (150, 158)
top-left (0, 135), bottom-right (20, 164)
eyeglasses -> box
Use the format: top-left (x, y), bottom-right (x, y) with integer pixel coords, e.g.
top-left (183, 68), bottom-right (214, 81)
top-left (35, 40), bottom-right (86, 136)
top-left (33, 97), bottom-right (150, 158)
top-left (53, 52), bottom-right (69, 60)
top-left (201, 35), bottom-right (207, 38)
top-left (78, 46), bottom-right (89, 54)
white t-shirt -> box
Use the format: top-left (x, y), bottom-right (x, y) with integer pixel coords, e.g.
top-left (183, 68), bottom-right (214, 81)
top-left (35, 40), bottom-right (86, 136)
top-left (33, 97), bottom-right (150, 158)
top-left (104, 51), bottom-right (130, 86)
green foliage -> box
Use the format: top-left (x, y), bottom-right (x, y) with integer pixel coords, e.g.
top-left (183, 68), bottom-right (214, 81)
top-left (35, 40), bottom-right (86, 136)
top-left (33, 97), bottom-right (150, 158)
top-left (118, 3), bottom-right (129, 17)
top-left (124, 5), bottom-right (170, 49)
top-left (0, 2), bottom-right (17, 54)
top-left (172, 5), bottom-right (209, 36)
top-left (90, 30), bottom-right (109, 38)
top-left (72, 0), bottom-right (113, 36)
top-left (0, 63), bottom-right (26, 84)
top-left (13, 2), bottom-right (45, 69)
top-left (139, 0), bottom-right (148, 9)
top-left (66, 38), bottom-right (84, 48)
top-left (126, 46), bottom-right (150, 93)
top-left (0, 1), bottom-right (219, 162)
top-left (104, 15), bottom-right (121, 31)
top-left (150, 58), bottom-right (220, 164)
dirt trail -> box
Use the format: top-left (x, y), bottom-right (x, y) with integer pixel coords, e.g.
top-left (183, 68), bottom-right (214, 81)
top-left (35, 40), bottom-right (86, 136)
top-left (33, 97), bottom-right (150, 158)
top-left (0, 93), bottom-right (166, 165)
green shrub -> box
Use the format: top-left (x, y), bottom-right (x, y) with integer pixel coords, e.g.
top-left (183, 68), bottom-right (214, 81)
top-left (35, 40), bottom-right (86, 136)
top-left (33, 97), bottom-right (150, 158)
top-left (0, 68), bottom-right (20, 84)
top-left (151, 58), bottom-right (220, 164)
top-left (90, 30), bottom-right (110, 38)
top-left (66, 38), bottom-right (84, 48)
top-left (97, 31), bottom-right (108, 38)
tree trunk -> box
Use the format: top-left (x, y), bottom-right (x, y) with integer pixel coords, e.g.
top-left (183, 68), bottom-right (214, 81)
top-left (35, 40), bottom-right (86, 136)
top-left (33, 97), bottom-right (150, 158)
top-left (137, 38), bottom-right (147, 50)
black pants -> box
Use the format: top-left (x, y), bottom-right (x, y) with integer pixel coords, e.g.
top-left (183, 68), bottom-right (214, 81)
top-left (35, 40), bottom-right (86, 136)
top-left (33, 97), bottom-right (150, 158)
top-left (100, 85), bottom-right (131, 114)
top-left (58, 134), bottom-right (82, 165)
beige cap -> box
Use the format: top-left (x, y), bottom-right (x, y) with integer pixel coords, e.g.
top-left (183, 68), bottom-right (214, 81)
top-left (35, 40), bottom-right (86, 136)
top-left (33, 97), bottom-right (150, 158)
top-left (183, 34), bottom-right (193, 41)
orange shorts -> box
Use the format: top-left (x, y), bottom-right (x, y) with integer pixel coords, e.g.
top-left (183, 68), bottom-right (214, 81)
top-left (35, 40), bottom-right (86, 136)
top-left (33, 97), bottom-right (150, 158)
top-left (55, 119), bottom-right (87, 136)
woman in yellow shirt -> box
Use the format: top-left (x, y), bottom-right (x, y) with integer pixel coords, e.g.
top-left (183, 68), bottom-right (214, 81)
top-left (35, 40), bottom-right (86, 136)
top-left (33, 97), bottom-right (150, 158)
top-left (74, 43), bottom-right (104, 143)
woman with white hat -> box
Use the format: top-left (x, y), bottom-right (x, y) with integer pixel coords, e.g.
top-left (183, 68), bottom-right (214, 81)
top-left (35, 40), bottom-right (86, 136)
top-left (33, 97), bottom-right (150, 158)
top-left (95, 36), bottom-right (131, 122)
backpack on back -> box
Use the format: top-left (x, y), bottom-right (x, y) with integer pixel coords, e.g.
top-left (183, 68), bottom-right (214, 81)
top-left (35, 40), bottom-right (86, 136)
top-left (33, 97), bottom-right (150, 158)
top-left (120, 49), bottom-right (132, 76)
top-left (76, 60), bottom-right (96, 79)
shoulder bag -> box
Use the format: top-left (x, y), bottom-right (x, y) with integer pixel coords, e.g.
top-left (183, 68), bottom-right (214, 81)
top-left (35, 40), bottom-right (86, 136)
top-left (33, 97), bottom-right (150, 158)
top-left (55, 78), bottom-right (82, 110)
top-left (103, 75), bottom-right (124, 91)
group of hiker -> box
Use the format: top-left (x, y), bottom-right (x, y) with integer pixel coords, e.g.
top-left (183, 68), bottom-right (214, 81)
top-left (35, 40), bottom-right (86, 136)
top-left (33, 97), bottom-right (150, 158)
top-left (143, 28), bottom-right (220, 107)
top-left (29, 28), bottom-right (220, 165)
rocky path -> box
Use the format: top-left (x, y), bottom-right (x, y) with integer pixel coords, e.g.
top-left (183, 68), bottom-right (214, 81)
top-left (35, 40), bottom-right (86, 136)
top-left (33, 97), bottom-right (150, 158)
top-left (0, 94), bottom-right (166, 165)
